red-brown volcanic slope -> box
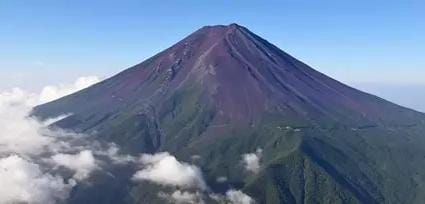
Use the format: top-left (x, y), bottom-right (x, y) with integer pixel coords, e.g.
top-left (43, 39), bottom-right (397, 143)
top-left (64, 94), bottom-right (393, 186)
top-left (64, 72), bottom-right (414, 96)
top-left (33, 24), bottom-right (425, 204)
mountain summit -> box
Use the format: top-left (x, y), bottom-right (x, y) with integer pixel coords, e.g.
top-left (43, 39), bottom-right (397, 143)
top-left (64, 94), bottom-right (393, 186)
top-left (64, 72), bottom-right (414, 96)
top-left (34, 24), bottom-right (425, 204)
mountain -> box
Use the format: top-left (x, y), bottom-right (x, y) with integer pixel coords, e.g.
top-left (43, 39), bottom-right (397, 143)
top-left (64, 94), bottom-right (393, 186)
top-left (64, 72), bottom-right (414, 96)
top-left (33, 24), bottom-right (425, 204)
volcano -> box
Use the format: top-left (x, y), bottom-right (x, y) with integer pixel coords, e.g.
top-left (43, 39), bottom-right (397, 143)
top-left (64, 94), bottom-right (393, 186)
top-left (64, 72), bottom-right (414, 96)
top-left (34, 24), bottom-right (425, 204)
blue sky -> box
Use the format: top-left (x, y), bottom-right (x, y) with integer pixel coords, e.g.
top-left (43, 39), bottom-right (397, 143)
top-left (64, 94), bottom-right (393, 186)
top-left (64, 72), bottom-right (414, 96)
top-left (0, 0), bottom-right (424, 111)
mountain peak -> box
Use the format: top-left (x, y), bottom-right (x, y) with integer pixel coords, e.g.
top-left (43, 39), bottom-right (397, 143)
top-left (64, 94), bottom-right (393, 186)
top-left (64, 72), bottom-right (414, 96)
top-left (188, 23), bottom-right (247, 43)
top-left (200, 23), bottom-right (243, 31)
top-left (35, 23), bottom-right (423, 128)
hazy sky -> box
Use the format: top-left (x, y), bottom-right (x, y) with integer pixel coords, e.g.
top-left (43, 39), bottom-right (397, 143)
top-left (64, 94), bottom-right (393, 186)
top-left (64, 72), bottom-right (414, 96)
top-left (0, 0), bottom-right (424, 111)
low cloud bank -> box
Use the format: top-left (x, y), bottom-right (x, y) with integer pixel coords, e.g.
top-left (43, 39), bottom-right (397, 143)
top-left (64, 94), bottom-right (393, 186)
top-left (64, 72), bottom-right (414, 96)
top-left (0, 76), bottom-right (117, 203)
top-left (0, 88), bottom-right (53, 155)
top-left (0, 155), bottom-right (75, 204)
top-left (0, 76), bottom-right (100, 156)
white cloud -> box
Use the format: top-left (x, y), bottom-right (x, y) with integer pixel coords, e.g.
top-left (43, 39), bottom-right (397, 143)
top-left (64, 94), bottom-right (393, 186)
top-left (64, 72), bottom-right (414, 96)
top-left (132, 153), bottom-right (257, 203)
top-left (225, 190), bottom-right (255, 204)
top-left (242, 148), bottom-right (262, 174)
top-left (211, 190), bottom-right (255, 204)
top-left (0, 76), bottom-right (111, 203)
top-left (132, 152), bottom-right (207, 190)
top-left (39, 76), bottom-right (100, 104)
top-left (51, 150), bottom-right (99, 180)
top-left (0, 76), bottom-right (100, 156)
top-left (159, 190), bottom-right (204, 204)
top-left (0, 88), bottom-right (53, 155)
top-left (0, 155), bottom-right (74, 204)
